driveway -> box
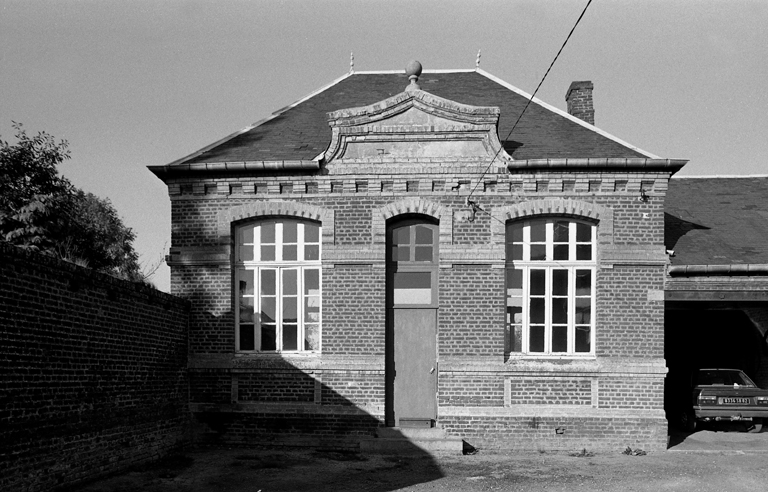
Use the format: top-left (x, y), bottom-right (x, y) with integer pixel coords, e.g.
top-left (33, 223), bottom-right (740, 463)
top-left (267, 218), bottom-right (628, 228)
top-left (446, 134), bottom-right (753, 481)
top-left (669, 423), bottom-right (768, 453)
top-left (74, 439), bottom-right (768, 492)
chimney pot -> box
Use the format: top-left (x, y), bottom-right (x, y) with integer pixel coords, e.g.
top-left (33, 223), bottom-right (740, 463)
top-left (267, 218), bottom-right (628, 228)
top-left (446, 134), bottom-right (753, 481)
top-left (565, 81), bottom-right (594, 125)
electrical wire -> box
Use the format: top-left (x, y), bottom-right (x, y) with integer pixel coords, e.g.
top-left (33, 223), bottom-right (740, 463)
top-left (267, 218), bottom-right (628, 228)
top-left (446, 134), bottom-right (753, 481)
top-left (467, 0), bottom-right (595, 200)
top-left (467, 201), bottom-right (592, 270)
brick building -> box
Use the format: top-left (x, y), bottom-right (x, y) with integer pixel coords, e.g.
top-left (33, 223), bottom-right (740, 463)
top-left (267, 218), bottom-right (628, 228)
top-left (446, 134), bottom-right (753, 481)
top-left (149, 62), bottom-right (767, 451)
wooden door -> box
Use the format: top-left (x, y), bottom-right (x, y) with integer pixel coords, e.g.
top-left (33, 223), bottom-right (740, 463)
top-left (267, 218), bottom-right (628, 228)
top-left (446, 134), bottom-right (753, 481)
top-left (385, 217), bottom-right (439, 427)
top-left (388, 308), bottom-right (437, 426)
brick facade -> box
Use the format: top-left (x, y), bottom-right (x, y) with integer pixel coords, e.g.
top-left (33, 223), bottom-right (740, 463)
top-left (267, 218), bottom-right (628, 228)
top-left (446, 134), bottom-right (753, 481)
top-left (0, 244), bottom-right (190, 492)
top-left (166, 169), bottom-right (676, 451)
top-left (154, 77), bottom-right (682, 452)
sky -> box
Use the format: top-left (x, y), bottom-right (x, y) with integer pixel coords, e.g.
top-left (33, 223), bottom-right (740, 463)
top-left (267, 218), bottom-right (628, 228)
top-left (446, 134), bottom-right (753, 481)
top-left (1, 0), bottom-right (766, 292)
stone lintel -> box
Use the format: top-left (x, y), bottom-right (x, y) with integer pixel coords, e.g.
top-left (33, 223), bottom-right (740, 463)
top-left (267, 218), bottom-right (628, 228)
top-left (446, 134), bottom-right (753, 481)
top-left (190, 402), bottom-right (383, 416)
top-left (439, 405), bottom-right (665, 419)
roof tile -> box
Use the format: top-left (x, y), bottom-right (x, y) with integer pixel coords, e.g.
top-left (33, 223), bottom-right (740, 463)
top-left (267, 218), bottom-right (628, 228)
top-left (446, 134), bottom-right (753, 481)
top-left (182, 71), bottom-right (648, 165)
top-left (665, 177), bottom-right (768, 265)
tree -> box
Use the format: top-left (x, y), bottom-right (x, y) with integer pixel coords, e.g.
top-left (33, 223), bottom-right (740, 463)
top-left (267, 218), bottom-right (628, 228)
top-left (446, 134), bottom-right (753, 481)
top-left (1, 123), bottom-right (144, 282)
top-left (0, 122), bottom-right (70, 212)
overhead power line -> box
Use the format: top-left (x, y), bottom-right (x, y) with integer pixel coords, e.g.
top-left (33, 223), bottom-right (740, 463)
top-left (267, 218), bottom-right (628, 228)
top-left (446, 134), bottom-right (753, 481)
top-left (467, 0), bottom-right (595, 200)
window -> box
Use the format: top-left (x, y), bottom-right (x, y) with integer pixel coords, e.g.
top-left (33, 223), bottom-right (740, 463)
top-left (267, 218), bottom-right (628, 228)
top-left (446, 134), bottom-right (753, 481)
top-left (387, 218), bottom-right (438, 307)
top-left (505, 218), bottom-right (595, 355)
top-left (235, 219), bottom-right (321, 352)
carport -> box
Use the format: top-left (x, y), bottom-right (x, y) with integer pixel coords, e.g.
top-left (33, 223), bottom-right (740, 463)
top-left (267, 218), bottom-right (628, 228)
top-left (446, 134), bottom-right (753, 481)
top-left (665, 284), bottom-right (768, 388)
top-left (664, 177), bottom-right (768, 432)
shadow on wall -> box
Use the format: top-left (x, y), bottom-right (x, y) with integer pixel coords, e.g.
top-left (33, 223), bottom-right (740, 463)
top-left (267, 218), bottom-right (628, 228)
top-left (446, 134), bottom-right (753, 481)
top-left (186, 304), bottom-right (445, 491)
top-left (0, 244), bottom-right (189, 492)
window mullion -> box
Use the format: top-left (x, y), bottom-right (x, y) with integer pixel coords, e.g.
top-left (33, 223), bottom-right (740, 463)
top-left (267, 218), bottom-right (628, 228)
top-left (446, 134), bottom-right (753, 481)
top-left (255, 267), bottom-right (262, 351)
top-left (523, 267), bottom-right (530, 352)
top-left (568, 266), bottom-right (574, 353)
top-left (545, 268), bottom-right (552, 354)
top-left (298, 223), bottom-right (304, 262)
top-left (298, 266), bottom-right (304, 351)
top-left (523, 223), bottom-right (530, 261)
top-left (276, 267), bottom-right (283, 351)
top-left (254, 224), bottom-right (261, 262)
top-left (546, 221), bottom-right (552, 262)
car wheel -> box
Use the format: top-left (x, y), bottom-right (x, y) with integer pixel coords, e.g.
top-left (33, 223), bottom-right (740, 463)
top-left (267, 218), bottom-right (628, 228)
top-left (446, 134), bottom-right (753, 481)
top-left (747, 418), bottom-right (763, 433)
top-left (679, 410), bottom-right (696, 432)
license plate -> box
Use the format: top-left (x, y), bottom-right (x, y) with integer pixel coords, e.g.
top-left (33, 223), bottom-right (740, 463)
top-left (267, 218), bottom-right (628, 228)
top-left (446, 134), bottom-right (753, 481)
top-left (720, 397), bottom-right (750, 404)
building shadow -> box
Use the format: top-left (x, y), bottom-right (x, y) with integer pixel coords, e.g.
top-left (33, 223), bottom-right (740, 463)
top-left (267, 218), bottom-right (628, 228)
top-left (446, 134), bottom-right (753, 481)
top-left (664, 212), bottom-right (710, 251)
top-left (186, 304), bottom-right (445, 491)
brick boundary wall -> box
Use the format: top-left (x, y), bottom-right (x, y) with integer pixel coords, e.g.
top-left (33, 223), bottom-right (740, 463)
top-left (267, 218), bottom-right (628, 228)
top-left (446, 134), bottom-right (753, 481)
top-left (0, 243), bottom-right (190, 492)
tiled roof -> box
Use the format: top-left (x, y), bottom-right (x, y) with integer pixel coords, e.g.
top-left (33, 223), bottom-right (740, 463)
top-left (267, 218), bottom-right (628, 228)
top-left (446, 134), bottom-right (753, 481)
top-left (178, 70), bottom-right (650, 166)
top-left (665, 177), bottom-right (768, 265)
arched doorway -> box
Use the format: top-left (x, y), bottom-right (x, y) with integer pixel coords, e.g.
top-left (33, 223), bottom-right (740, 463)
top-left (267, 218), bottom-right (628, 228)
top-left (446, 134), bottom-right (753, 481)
top-left (385, 216), bottom-right (439, 427)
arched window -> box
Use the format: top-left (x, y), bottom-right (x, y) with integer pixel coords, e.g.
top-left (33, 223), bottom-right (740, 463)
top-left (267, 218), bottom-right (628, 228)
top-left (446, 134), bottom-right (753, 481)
top-left (235, 218), bottom-right (321, 353)
top-left (506, 218), bottom-right (595, 355)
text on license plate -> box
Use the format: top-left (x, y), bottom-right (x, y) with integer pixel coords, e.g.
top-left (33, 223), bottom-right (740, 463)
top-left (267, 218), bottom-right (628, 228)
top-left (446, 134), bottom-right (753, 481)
top-left (720, 397), bottom-right (750, 404)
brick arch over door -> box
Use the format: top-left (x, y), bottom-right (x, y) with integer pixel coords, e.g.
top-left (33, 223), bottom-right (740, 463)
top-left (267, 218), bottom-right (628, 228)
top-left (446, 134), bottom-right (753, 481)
top-left (217, 201), bottom-right (335, 245)
top-left (372, 198), bottom-right (452, 245)
top-left (490, 199), bottom-right (613, 247)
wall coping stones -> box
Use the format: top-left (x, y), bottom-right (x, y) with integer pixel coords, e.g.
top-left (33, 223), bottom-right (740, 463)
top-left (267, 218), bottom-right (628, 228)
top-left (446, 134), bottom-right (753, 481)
top-left (0, 242), bottom-right (186, 308)
top-left (190, 402), bottom-right (382, 416)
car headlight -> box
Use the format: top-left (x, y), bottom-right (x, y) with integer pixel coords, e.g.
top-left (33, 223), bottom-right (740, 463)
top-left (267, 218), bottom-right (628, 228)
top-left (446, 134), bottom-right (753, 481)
top-left (757, 396), bottom-right (768, 405)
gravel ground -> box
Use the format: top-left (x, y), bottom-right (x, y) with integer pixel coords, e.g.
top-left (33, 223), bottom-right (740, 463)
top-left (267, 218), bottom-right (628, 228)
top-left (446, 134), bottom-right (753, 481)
top-left (74, 431), bottom-right (768, 492)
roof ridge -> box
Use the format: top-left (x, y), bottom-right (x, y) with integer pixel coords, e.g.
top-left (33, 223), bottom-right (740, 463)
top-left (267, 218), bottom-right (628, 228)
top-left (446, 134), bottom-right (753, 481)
top-left (157, 68), bottom-right (665, 169)
top-left (351, 68), bottom-right (476, 74)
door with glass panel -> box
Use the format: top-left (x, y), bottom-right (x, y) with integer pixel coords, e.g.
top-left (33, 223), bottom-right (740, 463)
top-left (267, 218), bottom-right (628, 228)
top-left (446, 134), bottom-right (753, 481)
top-left (386, 217), bottom-right (438, 427)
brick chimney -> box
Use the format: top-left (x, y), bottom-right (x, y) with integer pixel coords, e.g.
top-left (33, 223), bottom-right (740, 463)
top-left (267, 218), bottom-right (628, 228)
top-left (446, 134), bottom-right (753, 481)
top-left (565, 81), bottom-right (594, 125)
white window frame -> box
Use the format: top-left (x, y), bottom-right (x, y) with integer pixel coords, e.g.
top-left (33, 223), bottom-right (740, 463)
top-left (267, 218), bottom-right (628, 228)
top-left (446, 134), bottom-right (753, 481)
top-left (506, 218), bottom-right (596, 357)
top-left (235, 219), bottom-right (321, 353)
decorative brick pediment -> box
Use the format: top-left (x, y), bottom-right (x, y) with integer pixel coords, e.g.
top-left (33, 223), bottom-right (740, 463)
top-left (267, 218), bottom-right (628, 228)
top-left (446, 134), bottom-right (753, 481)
top-left (323, 90), bottom-right (513, 164)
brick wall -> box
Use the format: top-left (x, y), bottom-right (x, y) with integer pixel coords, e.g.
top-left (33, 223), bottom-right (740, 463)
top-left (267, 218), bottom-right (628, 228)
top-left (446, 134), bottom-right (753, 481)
top-left (165, 166), bottom-right (673, 452)
top-left (323, 265), bottom-right (385, 355)
top-left (440, 415), bottom-right (667, 452)
top-left (438, 374), bottom-right (504, 406)
top-left (598, 266), bottom-right (665, 358)
top-left (0, 244), bottom-right (190, 492)
top-left (439, 266), bottom-right (504, 357)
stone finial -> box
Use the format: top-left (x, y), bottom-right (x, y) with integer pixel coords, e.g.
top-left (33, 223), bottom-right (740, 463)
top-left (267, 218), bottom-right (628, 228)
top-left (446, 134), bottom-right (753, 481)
top-left (405, 60), bottom-right (422, 92)
top-left (350, 52), bottom-right (354, 74)
top-left (476, 49), bottom-right (481, 68)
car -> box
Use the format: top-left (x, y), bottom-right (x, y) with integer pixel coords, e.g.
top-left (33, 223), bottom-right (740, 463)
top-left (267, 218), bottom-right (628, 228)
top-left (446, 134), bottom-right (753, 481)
top-left (678, 368), bottom-right (768, 432)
